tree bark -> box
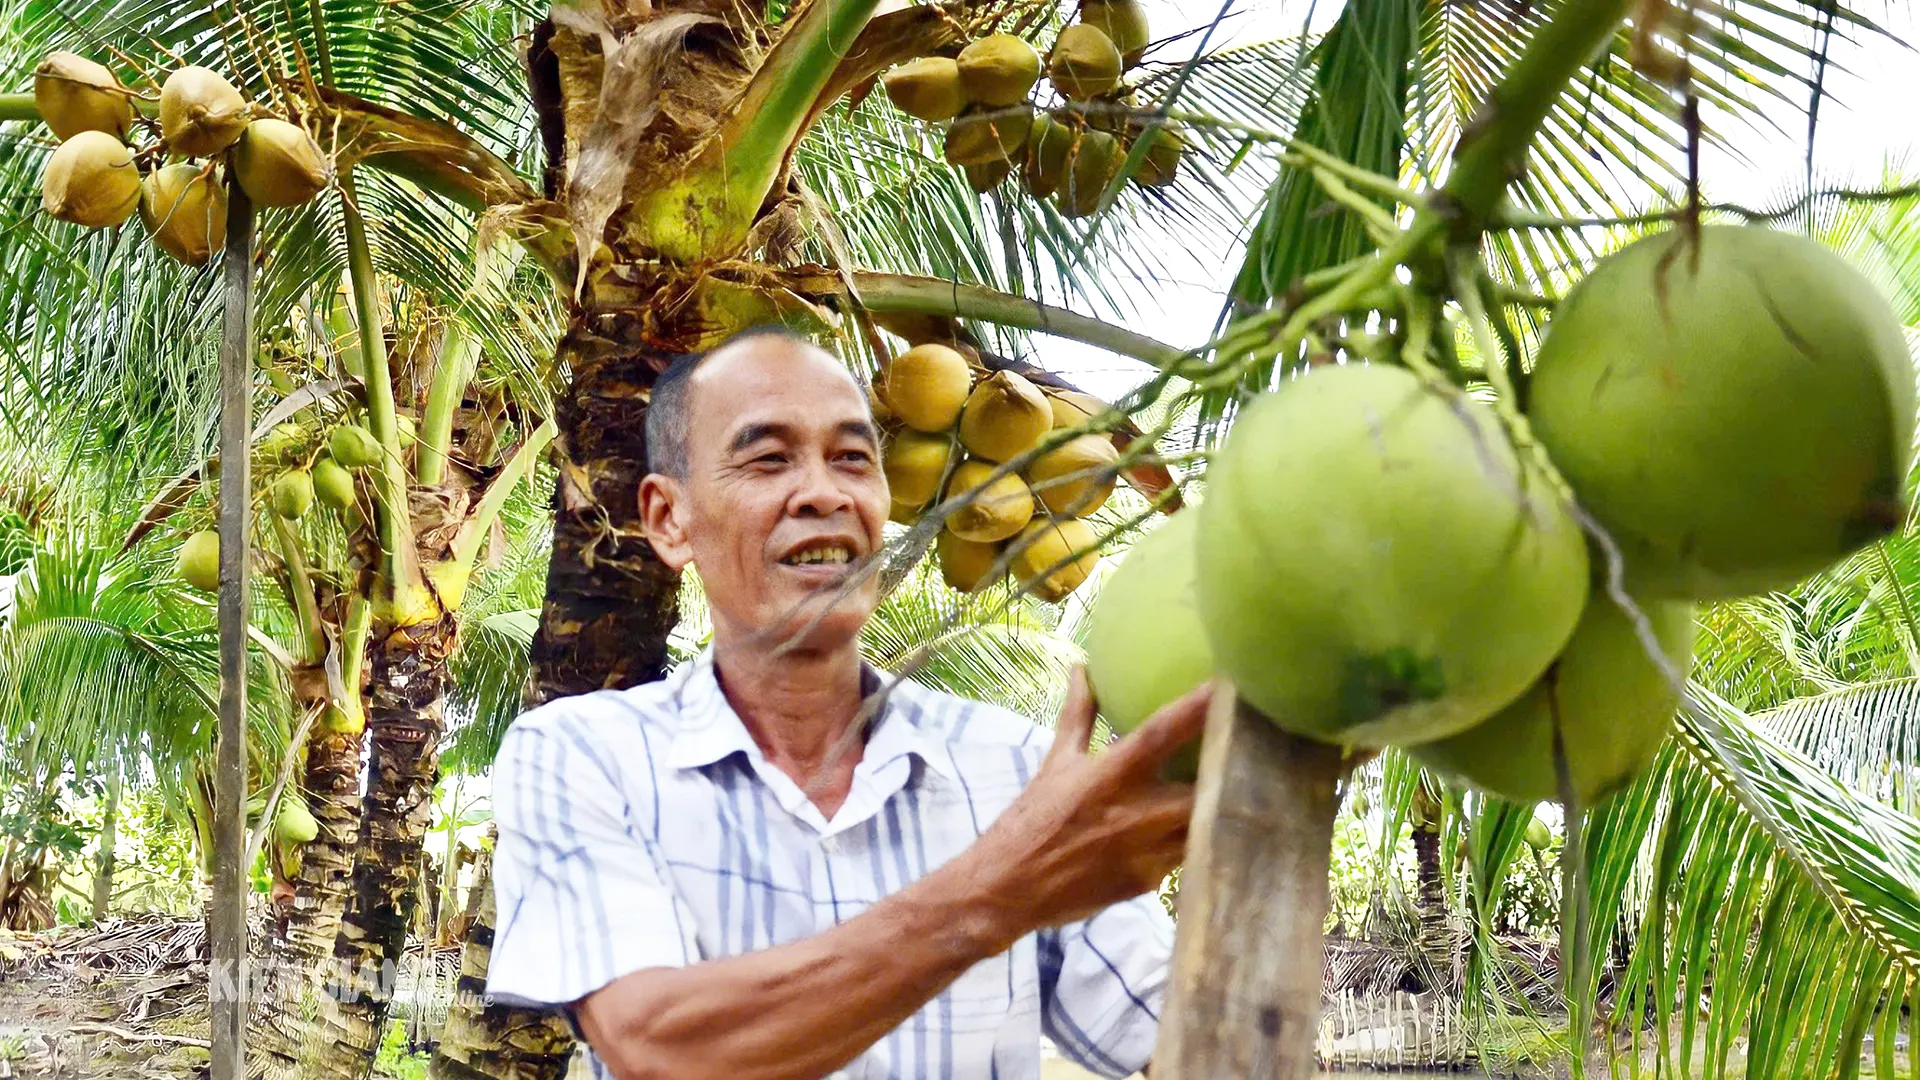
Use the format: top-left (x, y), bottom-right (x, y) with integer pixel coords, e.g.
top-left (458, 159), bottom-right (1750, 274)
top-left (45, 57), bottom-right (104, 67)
top-left (91, 757), bottom-right (120, 922)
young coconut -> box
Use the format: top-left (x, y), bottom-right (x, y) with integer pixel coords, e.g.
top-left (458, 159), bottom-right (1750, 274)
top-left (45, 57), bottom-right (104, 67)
top-left (944, 105), bottom-right (1033, 167)
top-left (959, 369), bottom-right (1051, 462)
top-left (1011, 516), bottom-right (1099, 603)
top-left (34, 52), bottom-right (133, 141)
top-left (957, 33), bottom-right (1042, 107)
top-left (1023, 112), bottom-right (1075, 199)
top-left (179, 530), bottom-right (221, 592)
top-left (880, 343), bottom-right (973, 432)
top-left (328, 424), bottom-right (382, 469)
top-left (1525, 817), bottom-right (1552, 851)
top-left (1197, 363), bottom-right (1590, 748)
top-left (937, 531), bottom-right (1003, 592)
top-left (882, 57), bottom-right (968, 122)
top-left (312, 456), bottom-right (357, 510)
top-left (963, 158), bottom-right (1012, 193)
top-left (159, 66), bottom-right (251, 158)
top-left (1026, 433), bottom-right (1119, 516)
top-left (273, 798), bottom-right (320, 845)
top-left (1132, 123), bottom-right (1185, 187)
top-left (271, 470), bottom-right (314, 520)
top-left (140, 163), bottom-right (227, 266)
top-left (1048, 24), bottom-right (1123, 101)
top-left (882, 429), bottom-right (956, 509)
top-left (1528, 225), bottom-right (1916, 600)
top-left (40, 129), bottom-right (140, 228)
top-left (943, 459), bottom-right (1035, 543)
top-left (1412, 595), bottom-right (1696, 806)
top-left (232, 119), bottom-right (331, 207)
top-left (1056, 128), bottom-right (1120, 218)
top-left (1080, 0), bottom-right (1151, 64)
top-left (1046, 388), bottom-right (1108, 429)
top-left (1084, 511), bottom-right (1210, 779)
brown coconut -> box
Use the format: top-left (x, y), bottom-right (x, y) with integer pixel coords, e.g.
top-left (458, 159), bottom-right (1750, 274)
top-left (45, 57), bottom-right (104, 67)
top-left (141, 163), bottom-right (227, 266)
top-left (1056, 128), bottom-right (1120, 218)
top-left (1080, 0), bottom-right (1151, 64)
top-left (964, 158), bottom-right (1012, 193)
top-left (944, 459), bottom-right (1035, 543)
top-left (41, 129), bottom-right (140, 228)
top-left (945, 105), bottom-right (1034, 167)
top-left (957, 33), bottom-right (1042, 107)
top-left (883, 429), bottom-right (956, 509)
top-left (233, 119), bottom-right (331, 206)
top-left (1012, 517), bottom-right (1099, 602)
top-left (959, 369), bottom-right (1052, 462)
top-left (1048, 24), bottom-right (1123, 101)
top-left (34, 52), bottom-right (132, 141)
top-left (1027, 434), bottom-right (1120, 516)
top-left (881, 343), bottom-right (974, 432)
top-left (938, 531), bottom-right (1003, 592)
top-left (1133, 123), bottom-right (1185, 187)
top-left (159, 66), bottom-right (250, 157)
top-left (1023, 112), bottom-right (1075, 199)
top-left (882, 57), bottom-right (969, 122)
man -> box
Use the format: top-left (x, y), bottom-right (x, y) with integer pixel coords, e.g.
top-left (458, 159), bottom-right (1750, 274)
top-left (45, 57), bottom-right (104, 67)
top-left (486, 327), bottom-right (1210, 1080)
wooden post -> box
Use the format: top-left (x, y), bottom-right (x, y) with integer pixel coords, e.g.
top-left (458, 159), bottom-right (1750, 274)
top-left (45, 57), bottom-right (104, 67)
top-left (210, 181), bottom-right (255, 1080)
top-left (1157, 686), bottom-right (1347, 1080)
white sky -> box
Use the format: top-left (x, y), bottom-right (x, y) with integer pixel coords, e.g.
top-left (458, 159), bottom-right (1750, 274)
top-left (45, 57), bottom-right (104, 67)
top-left (1044, 0), bottom-right (1920, 401)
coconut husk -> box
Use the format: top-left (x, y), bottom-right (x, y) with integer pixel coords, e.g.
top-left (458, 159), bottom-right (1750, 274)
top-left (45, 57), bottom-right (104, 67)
top-left (1048, 24), bottom-right (1122, 101)
top-left (313, 457), bottom-right (356, 510)
top-left (944, 105), bottom-right (1033, 167)
top-left (937, 531), bottom-right (1002, 592)
top-left (272, 471), bottom-right (314, 520)
top-left (33, 52), bottom-right (132, 141)
top-left (233, 119), bottom-right (331, 207)
top-left (1012, 516), bottom-right (1098, 601)
top-left (882, 57), bottom-right (968, 122)
top-left (140, 163), bottom-right (227, 267)
top-left (329, 424), bottom-right (381, 469)
top-left (1027, 434), bottom-right (1120, 516)
top-left (959, 369), bottom-right (1051, 462)
top-left (40, 129), bottom-right (140, 229)
top-left (159, 66), bottom-right (250, 157)
top-left (1023, 112), bottom-right (1074, 199)
top-left (883, 428), bottom-right (956, 508)
top-left (1080, 0), bottom-right (1151, 64)
top-left (179, 531), bottom-right (220, 592)
top-left (957, 33), bottom-right (1041, 107)
top-left (1056, 128), bottom-right (1120, 218)
top-left (880, 343), bottom-right (974, 432)
top-left (943, 459), bottom-right (1035, 543)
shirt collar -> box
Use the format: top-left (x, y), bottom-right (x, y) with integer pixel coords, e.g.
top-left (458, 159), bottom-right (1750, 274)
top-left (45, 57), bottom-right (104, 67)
top-left (661, 647), bottom-right (959, 784)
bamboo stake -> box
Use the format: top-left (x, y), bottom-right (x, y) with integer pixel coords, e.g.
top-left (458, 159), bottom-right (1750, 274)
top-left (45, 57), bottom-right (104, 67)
top-left (210, 180), bottom-right (255, 1080)
top-left (1157, 686), bottom-right (1348, 1080)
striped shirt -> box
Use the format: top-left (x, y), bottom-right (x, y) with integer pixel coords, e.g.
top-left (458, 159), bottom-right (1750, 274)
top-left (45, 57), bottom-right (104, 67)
top-left (485, 647), bottom-right (1173, 1079)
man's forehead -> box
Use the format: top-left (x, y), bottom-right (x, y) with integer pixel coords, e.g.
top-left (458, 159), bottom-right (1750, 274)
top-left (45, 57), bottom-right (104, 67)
top-left (686, 337), bottom-right (870, 438)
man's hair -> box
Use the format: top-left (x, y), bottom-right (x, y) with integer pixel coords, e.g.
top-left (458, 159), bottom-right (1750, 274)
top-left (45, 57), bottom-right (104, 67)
top-left (644, 324), bottom-right (817, 479)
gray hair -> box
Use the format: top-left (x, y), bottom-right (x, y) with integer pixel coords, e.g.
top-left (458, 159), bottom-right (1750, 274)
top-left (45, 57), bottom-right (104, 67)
top-left (643, 325), bottom-right (817, 480)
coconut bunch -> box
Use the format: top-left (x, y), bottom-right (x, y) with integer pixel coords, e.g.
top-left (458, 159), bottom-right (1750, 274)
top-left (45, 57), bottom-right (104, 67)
top-left (1078, 223), bottom-right (1917, 809)
top-left (877, 1), bottom-right (1180, 202)
top-left (874, 343), bottom-right (1127, 603)
top-left (35, 55), bottom-right (333, 265)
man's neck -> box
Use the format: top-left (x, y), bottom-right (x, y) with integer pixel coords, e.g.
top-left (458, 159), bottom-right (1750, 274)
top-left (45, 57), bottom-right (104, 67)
top-left (710, 635), bottom-right (868, 817)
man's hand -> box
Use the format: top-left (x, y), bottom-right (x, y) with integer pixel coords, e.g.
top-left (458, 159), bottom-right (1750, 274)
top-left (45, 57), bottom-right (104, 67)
top-left (963, 668), bottom-right (1212, 937)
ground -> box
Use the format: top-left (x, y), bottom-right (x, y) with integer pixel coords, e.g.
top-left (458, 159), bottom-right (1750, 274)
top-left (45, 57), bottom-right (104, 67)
top-left (0, 975), bottom-right (211, 1079)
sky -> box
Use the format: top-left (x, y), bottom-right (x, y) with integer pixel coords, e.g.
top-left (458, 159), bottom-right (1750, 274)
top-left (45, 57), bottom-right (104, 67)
top-left (1043, 0), bottom-right (1920, 401)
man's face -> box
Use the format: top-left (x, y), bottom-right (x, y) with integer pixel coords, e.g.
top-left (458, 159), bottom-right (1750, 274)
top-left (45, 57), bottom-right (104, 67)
top-left (641, 338), bottom-right (890, 654)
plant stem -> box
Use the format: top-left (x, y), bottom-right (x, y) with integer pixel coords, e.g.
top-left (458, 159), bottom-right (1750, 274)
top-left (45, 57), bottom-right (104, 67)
top-left (849, 272), bottom-right (1189, 370)
top-left (450, 418), bottom-right (555, 574)
top-left (415, 322), bottom-right (478, 488)
top-left (335, 593), bottom-right (373, 732)
top-left (272, 514), bottom-right (328, 663)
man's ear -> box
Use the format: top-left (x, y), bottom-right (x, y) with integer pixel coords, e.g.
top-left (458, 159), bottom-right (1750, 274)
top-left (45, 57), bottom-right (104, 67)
top-left (638, 473), bottom-right (694, 571)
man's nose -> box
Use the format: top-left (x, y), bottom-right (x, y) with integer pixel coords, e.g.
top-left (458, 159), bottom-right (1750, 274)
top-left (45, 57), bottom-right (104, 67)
top-left (791, 456), bottom-right (857, 517)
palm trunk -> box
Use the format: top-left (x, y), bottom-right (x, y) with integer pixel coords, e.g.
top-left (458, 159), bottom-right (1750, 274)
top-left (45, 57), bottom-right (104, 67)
top-left (91, 757), bottom-right (121, 922)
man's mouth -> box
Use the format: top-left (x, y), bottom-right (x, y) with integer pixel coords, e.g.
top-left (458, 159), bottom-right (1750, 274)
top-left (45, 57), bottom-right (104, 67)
top-left (779, 543), bottom-right (854, 567)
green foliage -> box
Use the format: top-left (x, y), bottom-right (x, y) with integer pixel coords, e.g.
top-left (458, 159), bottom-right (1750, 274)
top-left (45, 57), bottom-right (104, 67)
top-left (374, 1019), bottom-right (430, 1080)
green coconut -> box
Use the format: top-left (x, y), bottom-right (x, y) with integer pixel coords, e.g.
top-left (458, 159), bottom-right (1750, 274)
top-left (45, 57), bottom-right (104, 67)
top-left (34, 52), bottom-right (132, 141)
top-left (1026, 433), bottom-right (1118, 516)
top-left (1197, 362), bottom-right (1591, 748)
top-left (881, 343), bottom-right (973, 432)
top-left (1056, 128), bottom-right (1119, 218)
top-left (179, 530), bottom-right (220, 593)
top-left (1080, 0), bottom-right (1151, 64)
top-left (1413, 595), bottom-right (1695, 806)
top-left (313, 456), bottom-right (356, 510)
top-left (233, 118), bottom-right (331, 207)
top-left (1048, 24), bottom-right (1123, 101)
top-left (1528, 225), bottom-right (1916, 600)
top-left (40, 129), bottom-right (140, 229)
top-left (1023, 112), bottom-right (1075, 199)
top-left (273, 798), bottom-right (319, 845)
top-left (883, 428), bottom-right (956, 509)
top-left (944, 105), bottom-right (1033, 167)
top-left (944, 459), bottom-right (1035, 543)
top-left (329, 424), bottom-right (381, 469)
top-left (1084, 511), bottom-right (1211, 780)
top-left (882, 57), bottom-right (968, 122)
top-left (957, 33), bottom-right (1042, 107)
top-left (159, 65), bottom-right (250, 158)
top-left (1525, 817), bottom-right (1552, 851)
top-left (1133, 123), bottom-right (1185, 187)
top-left (964, 158), bottom-right (1012, 193)
top-left (272, 470), bottom-right (314, 520)
top-left (937, 531), bottom-right (1003, 592)
top-left (958, 369), bottom-right (1051, 462)
top-left (140, 163), bottom-right (227, 267)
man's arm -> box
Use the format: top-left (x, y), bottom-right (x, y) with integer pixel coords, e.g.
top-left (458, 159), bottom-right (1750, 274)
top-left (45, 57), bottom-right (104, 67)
top-left (575, 671), bottom-right (1211, 1080)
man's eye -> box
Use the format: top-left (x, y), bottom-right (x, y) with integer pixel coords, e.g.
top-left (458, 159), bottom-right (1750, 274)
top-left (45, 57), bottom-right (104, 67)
top-left (753, 453), bottom-right (787, 466)
top-left (840, 449), bottom-right (874, 464)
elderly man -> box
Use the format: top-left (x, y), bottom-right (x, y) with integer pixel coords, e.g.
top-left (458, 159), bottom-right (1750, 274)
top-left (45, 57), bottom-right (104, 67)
top-left (485, 327), bottom-right (1209, 1080)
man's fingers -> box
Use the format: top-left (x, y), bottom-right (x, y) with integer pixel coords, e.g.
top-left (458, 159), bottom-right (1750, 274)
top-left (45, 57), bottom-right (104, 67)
top-left (1109, 680), bottom-right (1214, 779)
top-left (1049, 665), bottom-right (1098, 762)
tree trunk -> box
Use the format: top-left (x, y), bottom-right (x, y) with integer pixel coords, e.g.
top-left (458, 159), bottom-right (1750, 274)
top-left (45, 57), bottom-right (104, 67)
top-left (91, 757), bottom-right (120, 922)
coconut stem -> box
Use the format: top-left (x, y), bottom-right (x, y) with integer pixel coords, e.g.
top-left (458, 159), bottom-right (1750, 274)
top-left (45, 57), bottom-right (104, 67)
top-left (334, 592), bottom-right (372, 732)
top-left (448, 417), bottom-right (556, 578)
top-left (272, 512), bottom-right (327, 663)
top-left (415, 320), bottom-right (479, 488)
top-left (850, 272), bottom-right (1188, 371)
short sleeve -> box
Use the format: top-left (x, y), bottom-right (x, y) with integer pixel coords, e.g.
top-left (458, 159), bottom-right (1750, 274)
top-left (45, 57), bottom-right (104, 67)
top-left (485, 710), bottom-right (700, 1009)
top-left (1039, 893), bottom-right (1175, 1078)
